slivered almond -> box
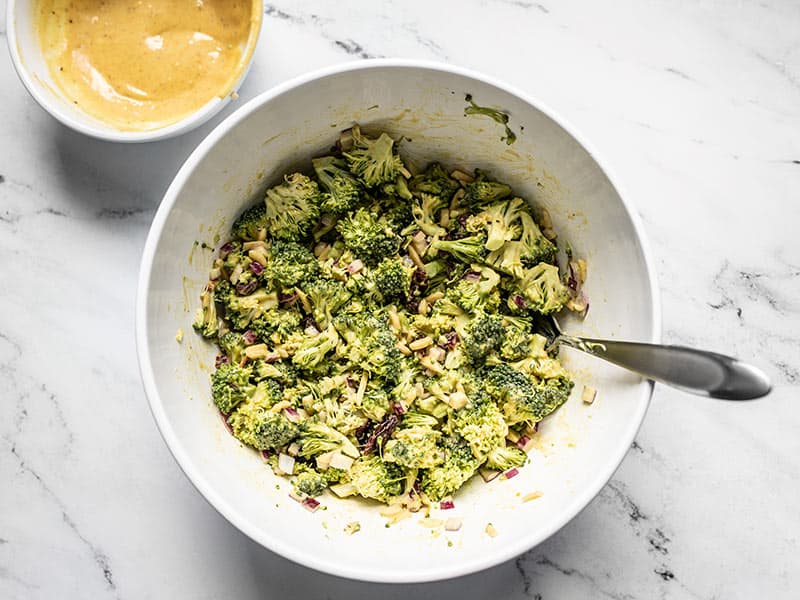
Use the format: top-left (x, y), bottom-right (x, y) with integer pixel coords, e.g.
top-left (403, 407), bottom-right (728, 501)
top-left (407, 244), bottom-right (425, 269)
top-left (417, 298), bottom-right (429, 315)
top-left (522, 491), bottom-right (543, 503)
top-left (448, 390), bottom-right (468, 410)
top-left (388, 307), bottom-right (401, 332)
top-left (248, 248), bottom-right (268, 266)
top-left (450, 169), bottom-right (474, 184)
top-left (425, 291), bottom-right (444, 304)
top-left (439, 208), bottom-right (450, 227)
top-left (270, 400), bottom-right (291, 414)
top-left (410, 336), bottom-right (433, 351)
top-left (397, 342), bottom-right (412, 356)
top-left (450, 188), bottom-right (465, 210)
top-left (244, 344), bottom-right (269, 359)
top-left (582, 385), bottom-right (597, 404)
top-left (485, 523), bottom-right (498, 537)
top-left (243, 240), bottom-right (268, 251)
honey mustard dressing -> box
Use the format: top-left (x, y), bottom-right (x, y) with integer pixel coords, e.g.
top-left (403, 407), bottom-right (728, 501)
top-left (36, 0), bottom-right (261, 131)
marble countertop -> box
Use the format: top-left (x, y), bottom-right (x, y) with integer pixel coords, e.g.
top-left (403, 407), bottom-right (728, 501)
top-left (2, 1), bottom-right (799, 598)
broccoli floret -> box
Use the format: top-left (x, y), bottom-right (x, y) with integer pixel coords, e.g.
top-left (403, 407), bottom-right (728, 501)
top-left (468, 197), bottom-right (526, 251)
top-left (263, 173), bottom-right (322, 240)
top-left (409, 163), bottom-right (459, 201)
top-left (383, 426), bottom-right (443, 469)
top-left (484, 364), bottom-right (573, 424)
top-left (400, 412), bottom-right (439, 428)
top-left (464, 172), bottom-right (512, 207)
top-left (500, 317), bottom-right (534, 361)
top-left (378, 196), bottom-right (415, 231)
top-left (218, 331), bottom-right (246, 363)
top-left (517, 211), bottom-right (557, 266)
top-left (313, 156), bottom-right (363, 215)
top-left (292, 324), bottom-right (339, 373)
top-left (348, 455), bottom-right (404, 502)
top-left (381, 175), bottom-right (413, 201)
top-left (229, 398), bottom-right (300, 451)
top-left (510, 263), bottom-right (570, 315)
top-left (211, 363), bottom-right (254, 414)
top-left (372, 257), bottom-right (413, 303)
top-left (451, 397), bottom-right (508, 461)
top-left (461, 312), bottom-right (505, 364)
top-left (445, 267), bottom-right (501, 314)
top-left (251, 308), bottom-right (302, 345)
top-left (225, 288), bottom-right (280, 330)
top-left (251, 359), bottom-right (298, 385)
top-left (485, 445), bottom-right (527, 471)
top-left (232, 203), bottom-right (268, 241)
top-left (192, 286), bottom-right (218, 338)
top-left (292, 464), bottom-right (329, 497)
top-left (429, 234), bottom-right (487, 264)
top-left (361, 388), bottom-right (391, 422)
top-left (409, 193), bottom-right (448, 237)
top-left (335, 314), bottom-right (403, 383)
top-left (419, 436), bottom-right (481, 501)
top-left (336, 207), bottom-right (401, 265)
top-left (263, 241), bottom-right (319, 287)
top-left (305, 278), bottom-right (352, 329)
top-left (343, 125), bottom-right (407, 188)
top-left (298, 421), bottom-right (360, 459)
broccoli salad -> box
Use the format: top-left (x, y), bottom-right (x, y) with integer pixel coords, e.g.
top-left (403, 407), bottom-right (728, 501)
top-left (192, 125), bottom-right (587, 509)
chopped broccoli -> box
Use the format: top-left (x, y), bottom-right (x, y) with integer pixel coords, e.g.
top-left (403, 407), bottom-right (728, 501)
top-left (197, 125), bottom-right (582, 506)
top-left (313, 156), bottom-right (363, 216)
top-left (462, 312), bottom-right (505, 364)
top-left (263, 173), bottom-right (322, 240)
top-left (292, 324), bottom-right (339, 372)
top-left (383, 426), bottom-right (443, 469)
top-left (292, 464), bottom-right (329, 497)
top-left (484, 364), bottom-right (573, 424)
top-left (227, 380), bottom-right (296, 449)
top-left (361, 388), bottom-right (391, 422)
top-left (251, 309), bottom-right (302, 345)
top-left (485, 445), bottom-right (527, 471)
top-left (348, 455), bottom-right (404, 502)
top-left (372, 257), bottom-right (413, 303)
top-left (298, 421), bottom-right (360, 459)
top-left (263, 241), bottom-right (319, 287)
top-left (217, 331), bottom-right (246, 363)
top-left (336, 207), bottom-right (401, 266)
top-left (232, 203), bottom-right (268, 241)
top-left (343, 125), bottom-right (406, 188)
top-left (192, 286), bottom-right (218, 338)
top-left (464, 172), bottom-right (512, 207)
top-left (419, 436), bottom-right (481, 501)
top-left (409, 163), bottom-right (460, 201)
top-left (409, 193), bottom-right (448, 237)
top-left (510, 263), bottom-right (571, 315)
top-left (305, 278), bottom-right (351, 329)
top-left (429, 234), bottom-right (487, 264)
top-left (451, 396), bottom-right (508, 461)
top-left (211, 363), bottom-right (254, 414)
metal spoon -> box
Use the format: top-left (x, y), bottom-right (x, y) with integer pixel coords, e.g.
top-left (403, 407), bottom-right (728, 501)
top-left (538, 315), bottom-right (772, 400)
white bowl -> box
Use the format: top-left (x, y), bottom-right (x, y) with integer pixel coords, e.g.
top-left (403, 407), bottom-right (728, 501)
top-left (6, 0), bottom-right (263, 142)
top-left (136, 60), bottom-right (660, 582)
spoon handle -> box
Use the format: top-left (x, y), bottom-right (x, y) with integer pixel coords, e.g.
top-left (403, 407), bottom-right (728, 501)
top-left (559, 336), bottom-right (772, 400)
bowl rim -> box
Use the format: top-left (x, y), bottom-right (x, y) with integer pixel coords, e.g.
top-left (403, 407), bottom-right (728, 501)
top-left (135, 58), bottom-right (662, 583)
top-left (5, 0), bottom-right (264, 143)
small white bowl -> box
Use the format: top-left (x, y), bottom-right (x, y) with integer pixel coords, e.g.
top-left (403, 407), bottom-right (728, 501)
top-left (137, 60), bottom-right (661, 582)
top-left (6, 0), bottom-right (263, 142)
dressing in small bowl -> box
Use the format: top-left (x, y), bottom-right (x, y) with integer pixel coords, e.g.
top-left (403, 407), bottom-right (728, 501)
top-left (7, 0), bottom-right (263, 141)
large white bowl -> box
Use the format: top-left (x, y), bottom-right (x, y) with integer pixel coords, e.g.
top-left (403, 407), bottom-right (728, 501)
top-left (136, 60), bottom-right (660, 583)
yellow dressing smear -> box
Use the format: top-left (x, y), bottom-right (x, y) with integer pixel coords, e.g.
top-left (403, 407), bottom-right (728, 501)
top-left (36, 0), bottom-right (261, 131)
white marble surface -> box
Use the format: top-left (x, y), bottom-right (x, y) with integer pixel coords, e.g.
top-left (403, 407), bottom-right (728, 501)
top-left (2, 0), bottom-right (799, 598)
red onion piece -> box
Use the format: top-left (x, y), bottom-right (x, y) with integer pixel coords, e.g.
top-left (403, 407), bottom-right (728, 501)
top-left (463, 271), bottom-right (481, 282)
top-left (503, 468), bottom-right (519, 479)
top-left (260, 450), bottom-right (271, 461)
top-left (513, 295), bottom-right (527, 309)
top-left (302, 497), bottom-right (321, 512)
top-left (219, 410), bottom-right (234, 434)
top-left (279, 292), bottom-right (298, 306)
top-left (391, 402), bottom-right (406, 416)
top-left (219, 241), bottom-right (236, 258)
top-left (440, 500), bottom-right (455, 510)
top-left (242, 330), bottom-right (258, 345)
top-left (215, 354), bottom-right (230, 368)
top-left (516, 436), bottom-right (531, 449)
top-left (249, 261), bottom-right (264, 275)
top-left (235, 280), bottom-right (258, 296)
top-left (347, 259), bottom-right (364, 274)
